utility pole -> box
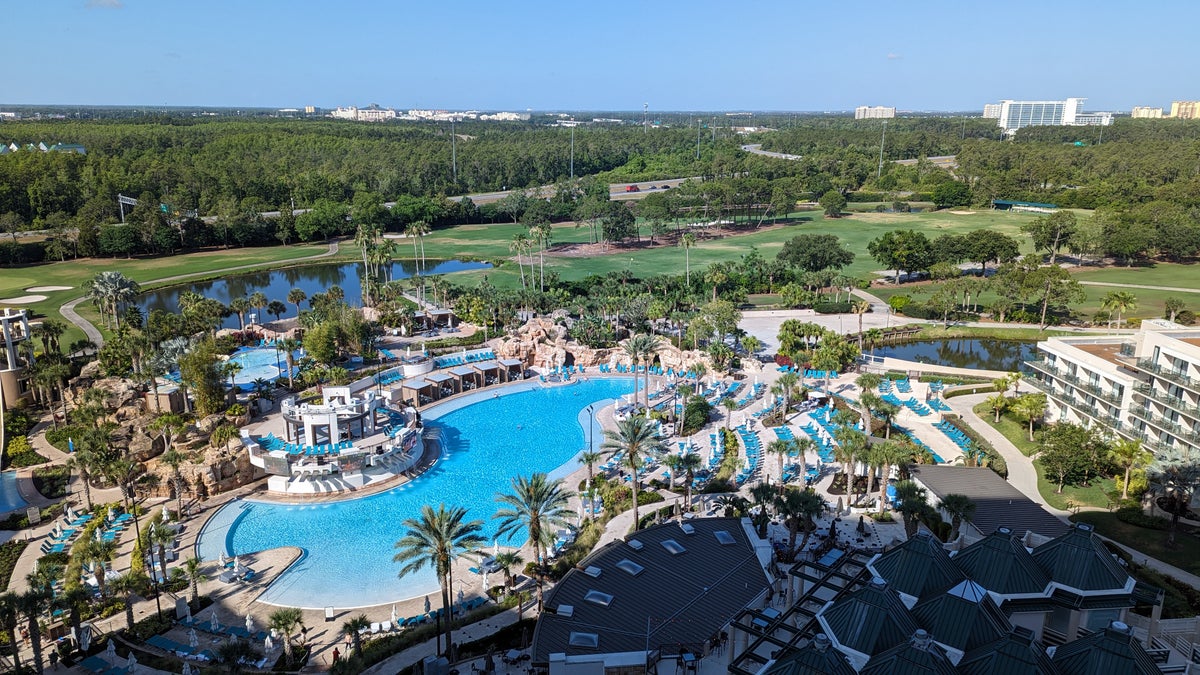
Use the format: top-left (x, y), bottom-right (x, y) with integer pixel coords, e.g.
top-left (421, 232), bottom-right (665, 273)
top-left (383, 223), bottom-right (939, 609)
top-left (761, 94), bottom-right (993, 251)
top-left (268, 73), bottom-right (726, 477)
top-left (643, 103), bottom-right (649, 133)
top-left (450, 118), bottom-right (458, 184)
top-left (696, 119), bottom-right (702, 160)
top-left (570, 126), bottom-right (575, 179)
top-left (877, 120), bottom-right (887, 179)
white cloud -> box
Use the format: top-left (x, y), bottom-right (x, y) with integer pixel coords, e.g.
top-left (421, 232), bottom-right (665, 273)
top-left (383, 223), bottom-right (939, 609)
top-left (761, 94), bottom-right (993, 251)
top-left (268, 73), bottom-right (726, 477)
top-left (886, 53), bottom-right (902, 60)
top-left (86, 0), bottom-right (124, 8)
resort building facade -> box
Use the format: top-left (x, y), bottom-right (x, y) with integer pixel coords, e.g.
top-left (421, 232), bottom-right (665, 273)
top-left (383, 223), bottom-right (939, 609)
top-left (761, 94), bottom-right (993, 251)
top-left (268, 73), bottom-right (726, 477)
top-left (1025, 323), bottom-right (1200, 458)
top-left (988, 98), bottom-right (1113, 133)
top-left (854, 106), bottom-right (895, 120)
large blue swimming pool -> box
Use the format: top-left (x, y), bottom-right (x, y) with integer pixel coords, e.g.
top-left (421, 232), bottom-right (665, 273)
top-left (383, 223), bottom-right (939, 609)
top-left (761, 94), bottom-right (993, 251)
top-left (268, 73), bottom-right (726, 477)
top-left (196, 377), bottom-right (634, 609)
top-left (0, 472), bottom-right (28, 514)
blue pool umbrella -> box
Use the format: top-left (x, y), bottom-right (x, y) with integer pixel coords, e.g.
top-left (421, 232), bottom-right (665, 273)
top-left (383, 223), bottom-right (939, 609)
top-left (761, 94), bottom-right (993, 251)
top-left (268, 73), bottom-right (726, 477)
top-left (68, 437), bottom-right (74, 453)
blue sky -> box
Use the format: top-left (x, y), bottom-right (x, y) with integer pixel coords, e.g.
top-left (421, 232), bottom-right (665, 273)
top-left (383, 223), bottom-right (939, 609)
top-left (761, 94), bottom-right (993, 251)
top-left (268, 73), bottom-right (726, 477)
top-left (3, 0), bottom-right (1194, 111)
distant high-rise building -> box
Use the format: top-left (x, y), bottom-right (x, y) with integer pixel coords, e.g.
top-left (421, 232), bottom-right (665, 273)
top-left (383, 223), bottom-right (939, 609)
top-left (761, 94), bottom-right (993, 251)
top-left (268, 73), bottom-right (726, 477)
top-left (988, 98), bottom-right (1111, 133)
top-left (982, 103), bottom-right (1002, 119)
top-left (1169, 101), bottom-right (1200, 119)
top-left (1131, 106), bottom-right (1163, 118)
top-left (855, 105), bottom-right (895, 119)
top-left (304, 105), bottom-right (316, 115)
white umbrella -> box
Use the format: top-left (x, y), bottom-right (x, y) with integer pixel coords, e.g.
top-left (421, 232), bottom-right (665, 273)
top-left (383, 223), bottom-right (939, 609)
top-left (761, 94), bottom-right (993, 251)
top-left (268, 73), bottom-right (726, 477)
top-left (189, 629), bottom-right (199, 649)
top-left (106, 639), bottom-right (116, 661)
top-left (264, 635), bottom-right (274, 651)
top-left (219, 552), bottom-right (227, 566)
top-left (457, 589), bottom-right (465, 605)
top-left (493, 539), bottom-right (499, 556)
top-left (482, 571), bottom-right (489, 591)
top-left (182, 664), bottom-right (193, 675)
top-left (184, 605), bottom-right (192, 623)
top-left (210, 610), bottom-right (220, 632)
top-left (245, 614), bottom-right (254, 634)
top-left (127, 653), bottom-right (138, 672)
top-left (233, 556), bottom-right (240, 573)
top-left (424, 595), bottom-right (431, 614)
top-left (162, 505), bottom-right (171, 522)
top-left (391, 605), bottom-right (398, 625)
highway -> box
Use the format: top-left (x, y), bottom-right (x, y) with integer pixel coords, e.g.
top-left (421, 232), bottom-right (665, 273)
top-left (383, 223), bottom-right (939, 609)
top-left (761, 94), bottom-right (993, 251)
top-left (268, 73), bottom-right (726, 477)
top-left (893, 155), bottom-right (957, 169)
top-left (740, 143), bottom-right (803, 161)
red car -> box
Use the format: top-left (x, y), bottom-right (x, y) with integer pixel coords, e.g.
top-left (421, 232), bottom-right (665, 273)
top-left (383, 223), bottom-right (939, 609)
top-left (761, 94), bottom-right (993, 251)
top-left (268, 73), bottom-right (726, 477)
top-left (625, 185), bottom-right (640, 193)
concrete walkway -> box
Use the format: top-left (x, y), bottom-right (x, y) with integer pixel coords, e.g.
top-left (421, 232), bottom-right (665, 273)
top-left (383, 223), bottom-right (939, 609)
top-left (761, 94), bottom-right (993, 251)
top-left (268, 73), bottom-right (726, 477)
top-left (952, 393), bottom-right (1200, 590)
top-left (360, 608), bottom-right (524, 675)
top-left (60, 239), bottom-right (341, 348)
top-left (1079, 280), bottom-right (1200, 294)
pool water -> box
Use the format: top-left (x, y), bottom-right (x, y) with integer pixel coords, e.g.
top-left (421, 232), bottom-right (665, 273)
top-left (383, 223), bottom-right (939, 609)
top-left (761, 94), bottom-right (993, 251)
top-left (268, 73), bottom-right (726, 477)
top-left (196, 377), bottom-right (634, 609)
top-left (0, 472), bottom-right (27, 514)
top-left (227, 347), bottom-right (296, 391)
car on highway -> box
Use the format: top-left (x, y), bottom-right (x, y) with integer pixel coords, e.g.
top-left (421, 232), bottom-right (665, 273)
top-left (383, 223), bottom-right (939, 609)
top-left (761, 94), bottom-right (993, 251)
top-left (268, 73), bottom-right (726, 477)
top-left (624, 185), bottom-right (640, 192)
top-left (661, 185), bottom-right (671, 189)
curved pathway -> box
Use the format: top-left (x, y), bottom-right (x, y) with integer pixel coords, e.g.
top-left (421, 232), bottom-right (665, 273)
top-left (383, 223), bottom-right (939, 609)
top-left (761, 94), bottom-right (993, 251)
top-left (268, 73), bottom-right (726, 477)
top-left (952, 392), bottom-right (1200, 589)
top-left (59, 239), bottom-right (341, 348)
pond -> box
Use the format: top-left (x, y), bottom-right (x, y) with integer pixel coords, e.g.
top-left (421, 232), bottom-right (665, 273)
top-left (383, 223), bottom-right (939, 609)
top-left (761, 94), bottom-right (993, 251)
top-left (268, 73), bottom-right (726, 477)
top-left (870, 338), bottom-right (1037, 372)
top-left (135, 259), bottom-right (491, 330)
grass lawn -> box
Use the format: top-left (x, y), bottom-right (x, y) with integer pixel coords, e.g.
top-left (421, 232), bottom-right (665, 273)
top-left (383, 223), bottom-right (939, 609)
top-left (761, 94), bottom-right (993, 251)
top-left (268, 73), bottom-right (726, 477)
top-left (971, 404), bottom-right (1115, 510)
top-left (1073, 510), bottom-right (1200, 577)
top-left (1074, 262), bottom-right (1200, 293)
top-left (0, 243), bottom-right (336, 347)
top-left (428, 209), bottom-right (1041, 290)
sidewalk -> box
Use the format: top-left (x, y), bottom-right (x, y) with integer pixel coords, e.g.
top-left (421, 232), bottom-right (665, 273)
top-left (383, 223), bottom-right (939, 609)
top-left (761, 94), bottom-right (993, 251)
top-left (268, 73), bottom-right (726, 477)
top-left (951, 393), bottom-right (1200, 590)
top-left (360, 608), bottom-right (524, 675)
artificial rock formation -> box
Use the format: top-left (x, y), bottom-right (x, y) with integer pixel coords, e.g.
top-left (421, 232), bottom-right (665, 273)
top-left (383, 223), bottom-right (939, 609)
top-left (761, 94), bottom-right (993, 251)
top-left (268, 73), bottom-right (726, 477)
top-left (490, 318), bottom-right (714, 373)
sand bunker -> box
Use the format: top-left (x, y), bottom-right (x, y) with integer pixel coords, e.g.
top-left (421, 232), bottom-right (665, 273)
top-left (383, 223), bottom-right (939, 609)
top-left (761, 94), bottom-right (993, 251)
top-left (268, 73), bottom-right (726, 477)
top-left (25, 285), bottom-right (72, 292)
top-left (948, 210), bottom-right (976, 215)
top-left (0, 295), bottom-right (47, 305)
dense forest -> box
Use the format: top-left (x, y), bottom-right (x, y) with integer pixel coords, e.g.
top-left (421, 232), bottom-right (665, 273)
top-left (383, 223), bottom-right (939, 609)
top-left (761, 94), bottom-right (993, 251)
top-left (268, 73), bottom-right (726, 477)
top-left (1, 115), bottom-right (1198, 265)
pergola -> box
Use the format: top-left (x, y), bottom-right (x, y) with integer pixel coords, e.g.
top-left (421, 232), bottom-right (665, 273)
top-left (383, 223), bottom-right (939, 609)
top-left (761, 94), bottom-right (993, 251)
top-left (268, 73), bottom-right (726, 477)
top-left (426, 372), bottom-right (454, 398)
top-left (498, 358), bottom-right (524, 380)
top-left (471, 360), bottom-right (502, 385)
top-left (400, 378), bottom-right (435, 407)
top-left (449, 365), bottom-right (481, 392)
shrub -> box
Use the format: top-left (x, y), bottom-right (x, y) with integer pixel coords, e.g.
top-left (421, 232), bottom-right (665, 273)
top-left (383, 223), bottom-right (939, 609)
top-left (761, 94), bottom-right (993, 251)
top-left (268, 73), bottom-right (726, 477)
top-left (5, 435), bottom-right (47, 468)
top-left (225, 403), bottom-right (246, 417)
top-left (774, 353), bottom-right (794, 367)
top-left (0, 541), bottom-right (29, 589)
top-left (423, 331), bottom-right (487, 350)
top-left (32, 465), bottom-right (71, 499)
top-left (1115, 506), bottom-right (1169, 530)
top-left (813, 301), bottom-right (853, 314)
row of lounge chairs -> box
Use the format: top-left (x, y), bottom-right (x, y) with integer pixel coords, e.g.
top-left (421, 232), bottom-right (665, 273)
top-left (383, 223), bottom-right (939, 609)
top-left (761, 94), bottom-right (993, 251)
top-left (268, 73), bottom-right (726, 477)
top-left (894, 425), bottom-right (944, 464)
top-left (433, 350), bottom-right (495, 369)
top-left (776, 365), bottom-right (840, 379)
top-left (375, 369), bottom-right (404, 386)
top-left (935, 421), bottom-right (975, 457)
top-left (286, 440), bottom-right (353, 455)
top-left (734, 425), bottom-right (762, 485)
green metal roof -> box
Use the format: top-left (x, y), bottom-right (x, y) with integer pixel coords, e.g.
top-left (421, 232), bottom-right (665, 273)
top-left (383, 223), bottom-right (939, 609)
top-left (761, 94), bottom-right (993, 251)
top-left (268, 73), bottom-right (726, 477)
top-left (819, 578), bottom-right (920, 657)
top-left (911, 580), bottom-right (1011, 652)
top-left (1031, 523), bottom-right (1130, 592)
top-left (859, 631), bottom-right (958, 675)
top-left (958, 627), bottom-right (1060, 675)
top-left (871, 532), bottom-right (964, 599)
top-left (762, 635), bottom-right (856, 675)
top-left (1051, 623), bottom-right (1160, 675)
top-left (952, 528), bottom-right (1050, 596)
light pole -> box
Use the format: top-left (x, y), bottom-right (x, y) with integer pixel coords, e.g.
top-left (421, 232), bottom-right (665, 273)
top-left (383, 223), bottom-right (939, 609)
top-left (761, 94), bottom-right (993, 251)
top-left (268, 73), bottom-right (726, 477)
top-left (643, 103), bottom-right (648, 133)
top-left (569, 126), bottom-right (575, 179)
top-left (451, 118), bottom-right (458, 184)
top-left (586, 405), bottom-right (594, 454)
top-left (877, 120), bottom-right (887, 179)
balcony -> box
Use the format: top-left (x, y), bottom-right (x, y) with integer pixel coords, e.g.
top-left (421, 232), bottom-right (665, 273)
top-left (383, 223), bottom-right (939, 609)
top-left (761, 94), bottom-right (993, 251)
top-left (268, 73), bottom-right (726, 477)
top-left (1132, 384), bottom-right (1200, 424)
top-left (1024, 369), bottom-right (1125, 408)
top-left (1127, 408), bottom-right (1200, 448)
top-left (1119, 343), bottom-right (1136, 358)
top-left (1030, 377), bottom-right (1122, 428)
top-left (1136, 359), bottom-right (1200, 394)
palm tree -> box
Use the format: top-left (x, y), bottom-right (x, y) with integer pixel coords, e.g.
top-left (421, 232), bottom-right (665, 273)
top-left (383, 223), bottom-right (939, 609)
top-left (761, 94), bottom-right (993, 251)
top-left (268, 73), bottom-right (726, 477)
top-left (216, 638), bottom-right (261, 675)
top-left (405, 222), bottom-right (422, 267)
top-left (267, 300), bottom-right (288, 323)
top-left (287, 288), bottom-right (308, 317)
top-left (108, 572), bottom-right (146, 632)
top-left (812, 347), bottom-right (841, 397)
top-left (623, 334), bottom-right (661, 407)
top-left (393, 504), bottom-right (485, 658)
top-left (721, 397), bottom-right (738, 429)
top-left (855, 373), bottom-right (882, 431)
top-left (894, 480), bottom-right (932, 539)
top-left (833, 427), bottom-right (867, 489)
top-left (662, 454), bottom-right (683, 491)
top-left (83, 538), bottom-right (118, 598)
top-left (937, 493), bottom-right (976, 542)
top-left (1101, 291), bottom-right (1137, 328)
top-left (277, 337), bottom-right (301, 389)
top-left (492, 551), bottom-right (524, 594)
top-left (771, 372), bottom-right (800, 422)
top-left (229, 297), bottom-right (251, 331)
top-left (17, 588), bottom-right (50, 673)
top-left (578, 450), bottom-right (603, 487)
top-left (342, 614), bottom-right (371, 656)
top-left (0, 592), bottom-right (20, 670)
top-left (851, 300), bottom-right (870, 349)
top-left (413, 220), bottom-right (432, 269)
top-left (148, 520), bottom-right (175, 584)
top-left (874, 440), bottom-right (913, 513)
top-left (776, 488), bottom-right (824, 556)
top-left (54, 586), bottom-right (90, 647)
top-left (494, 474), bottom-right (574, 611)
top-left (766, 439), bottom-right (795, 494)
top-left (84, 270), bottom-right (140, 329)
top-left (248, 292), bottom-right (268, 322)
top-left (677, 452), bottom-right (703, 515)
top-left (601, 416), bottom-right (666, 532)
top-left (1148, 448), bottom-right (1200, 548)
top-left (1009, 393), bottom-right (1047, 442)
top-left (986, 393), bottom-right (1008, 423)
top-left (268, 607), bottom-right (304, 665)
top-left (183, 556), bottom-right (206, 604)
top-left (680, 231), bottom-right (696, 286)
top-left (1110, 438), bottom-right (1151, 500)
top-left (510, 233), bottom-right (530, 289)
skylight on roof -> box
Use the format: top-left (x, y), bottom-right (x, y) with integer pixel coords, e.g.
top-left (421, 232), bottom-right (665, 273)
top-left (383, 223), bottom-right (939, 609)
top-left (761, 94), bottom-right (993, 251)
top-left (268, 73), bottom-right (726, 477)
top-left (661, 539), bottom-right (686, 555)
top-left (584, 590), bottom-right (614, 607)
top-left (628, 539), bottom-right (644, 551)
top-left (557, 605), bottom-right (574, 617)
top-left (583, 566), bottom-right (601, 578)
top-left (946, 579), bottom-right (988, 603)
top-left (616, 559), bottom-right (644, 576)
top-left (679, 523), bottom-right (695, 535)
top-left (569, 632), bottom-right (599, 648)
top-left (714, 530), bottom-right (736, 545)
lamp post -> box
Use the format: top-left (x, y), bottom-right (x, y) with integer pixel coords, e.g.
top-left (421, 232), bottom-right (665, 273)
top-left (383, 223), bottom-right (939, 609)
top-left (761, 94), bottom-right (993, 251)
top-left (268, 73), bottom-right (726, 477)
top-left (586, 405), bottom-right (594, 454)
